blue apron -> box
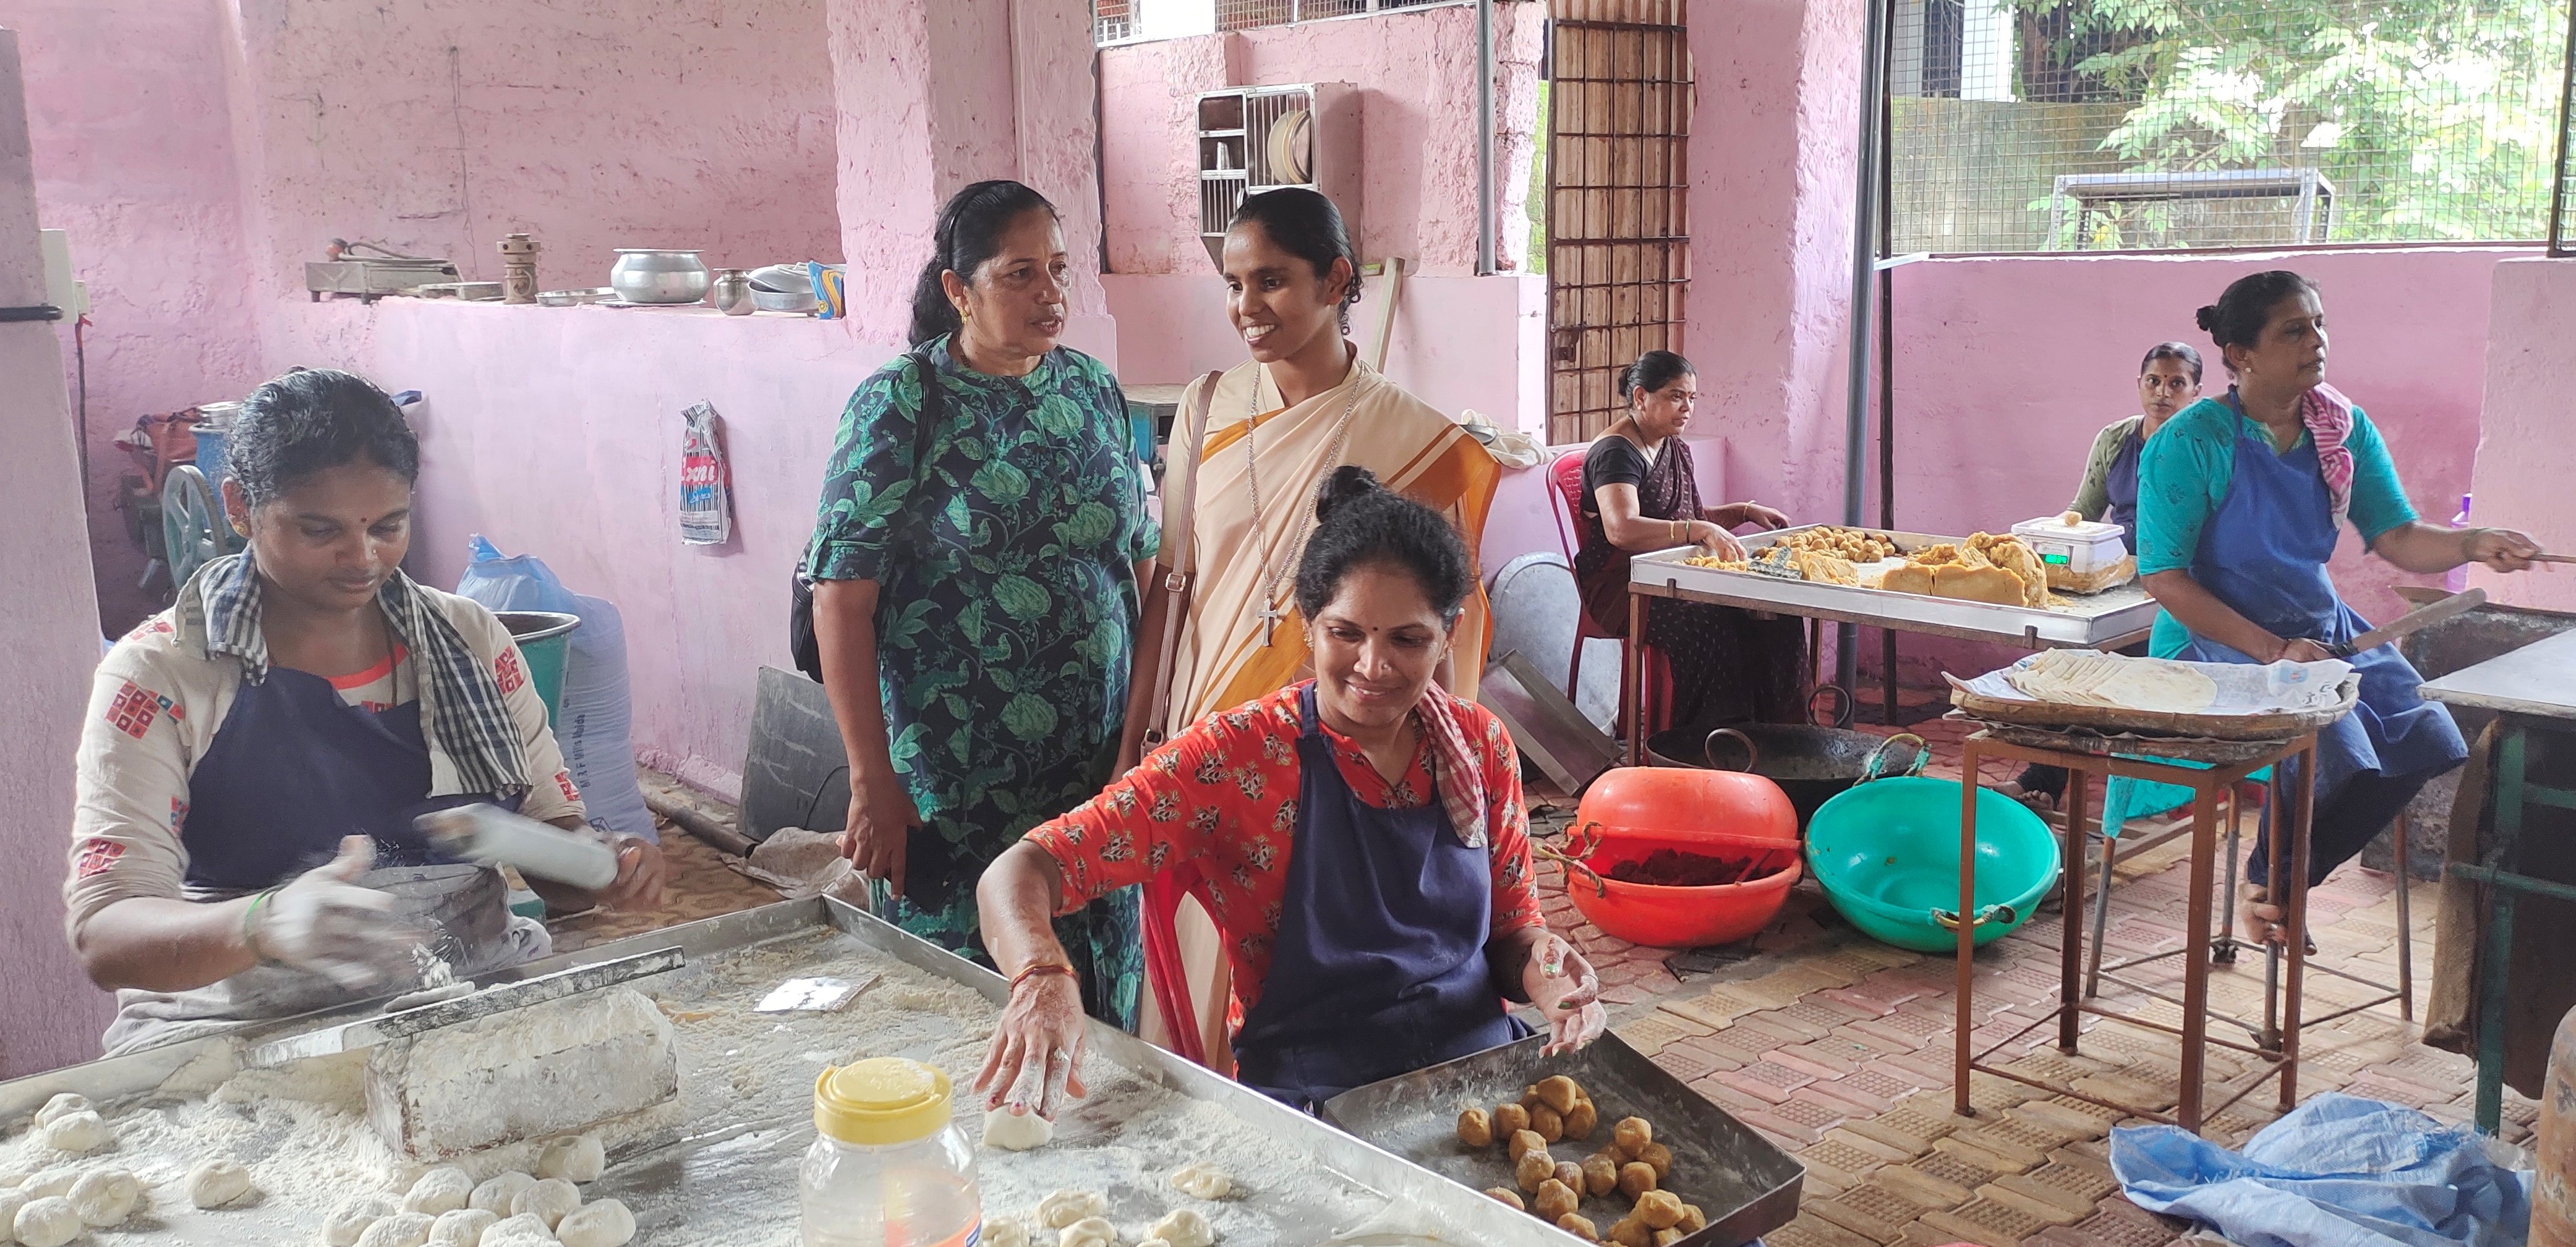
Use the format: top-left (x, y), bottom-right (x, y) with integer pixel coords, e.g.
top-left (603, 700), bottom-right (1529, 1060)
top-left (182, 665), bottom-right (504, 890)
top-left (2105, 428), bottom-right (2144, 555)
top-left (2173, 399), bottom-right (2466, 884)
top-left (1230, 685), bottom-right (1529, 1110)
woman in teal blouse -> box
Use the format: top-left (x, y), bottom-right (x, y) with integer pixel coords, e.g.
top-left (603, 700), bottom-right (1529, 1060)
top-left (2136, 270), bottom-right (2540, 945)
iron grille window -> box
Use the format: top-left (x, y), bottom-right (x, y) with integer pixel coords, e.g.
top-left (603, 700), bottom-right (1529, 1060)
top-left (1099, 0), bottom-right (1464, 42)
top-left (1890, 0), bottom-right (2573, 252)
top-left (1097, 0), bottom-right (1133, 43)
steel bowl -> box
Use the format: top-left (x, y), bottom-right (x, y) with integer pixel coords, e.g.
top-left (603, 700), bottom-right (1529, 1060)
top-left (608, 249), bottom-right (710, 304)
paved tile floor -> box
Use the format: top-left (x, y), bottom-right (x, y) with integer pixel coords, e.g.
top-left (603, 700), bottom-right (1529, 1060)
top-left (1529, 713), bottom-right (2536, 1247)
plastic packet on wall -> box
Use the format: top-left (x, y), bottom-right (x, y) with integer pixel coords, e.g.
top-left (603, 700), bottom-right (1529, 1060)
top-left (680, 401), bottom-right (733, 545)
top-left (808, 261), bottom-right (847, 320)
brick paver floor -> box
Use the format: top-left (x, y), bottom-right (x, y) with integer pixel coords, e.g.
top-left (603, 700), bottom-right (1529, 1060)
top-left (1527, 713), bottom-right (2535, 1247)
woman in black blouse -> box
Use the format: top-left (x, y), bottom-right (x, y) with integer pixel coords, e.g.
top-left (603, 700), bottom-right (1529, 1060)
top-left (1571, 351), bottom-right (1807, 727)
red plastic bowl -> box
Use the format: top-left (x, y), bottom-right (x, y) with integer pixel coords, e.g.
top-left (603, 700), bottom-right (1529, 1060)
top-left (1564, 826), bottom-right (1803, 948)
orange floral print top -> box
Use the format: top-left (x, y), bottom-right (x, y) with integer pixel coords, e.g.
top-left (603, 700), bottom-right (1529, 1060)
top-left (1027, 681), bottom-right (1544, 1013)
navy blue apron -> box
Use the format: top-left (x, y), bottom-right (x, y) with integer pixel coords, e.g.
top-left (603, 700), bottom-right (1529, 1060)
top-left (2105, 427), bottom-right (2145, 555)
top-left (182, 664), bottom-right (505, 891)
top-left (2173, 397), bottom-right (2466, 886)
top-left (1230, 685), bottom-right (1529, 1111)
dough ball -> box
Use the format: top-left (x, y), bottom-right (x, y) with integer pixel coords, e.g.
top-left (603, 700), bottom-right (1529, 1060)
top-left (403, 1166), bottom-right (474, 1216)
top-left (469, 1172), bottom-right (535, 1215)
top-left (326, 1192), bottom-right (401, 1246)
top-left (1491, 1103), bottom-right (1530, 1138)
top-left (983, 1107), bottom-right (1054, 1152)
top-left (1676, 1204), bottom-right (1707, 1233)
top-left (1036, 1190), bottom-right (1106, 1229)
top-left (0, 1190), bottom-right (27, 1238)
top-left (1580, 1154), bottom-right (1619, 1197)
top-left (535, 1134), bottom-right (607, 1184)
top-left (554, 1198), bottom-right (636, 1247)
top-left (1563, 1100), bottom-right (1599, 1141)
top-left (20, 1170), bottom-right (79, 1199)
top-left (14, 1196), bottom-right (81, 1247)
top-left (1168, 1164), bottom-right (1232, 1201)
top-left (1556, 1212), bottom-right (1601, 1241)
top-left (1533, 1178), bottom-right (1579, 1221)
top-left (1146, 1207), bottom-right (1212, 1247)
top-left (41, 1111), bottom-right (108, 1155)
top-left (1535, 1076), bottom-right (1582, 1115)
top-left (1483, 1186), bottom-right (1525, 1211)
top-left (354, 1211), bottom-right (437, 1247)
top-left (1637, 1142), bottom-right (1673, 1180)
top-left (1634, 1191), bottom-right (1684, 1231)
top-left (1605, 1215), bottom-right (1654, 1247)
top-left (1653, 1231), bottom-right (1684, 1246)
top-left (1138, 1240), bottom-right (1172, 1247)
top-left (1514, 1149), bottom-right (1555, 1193)
top-left (68, 1167), bottom-right (139, 1226)
top-left (479, 1212), bottom-right (558, 1246)
top-left (985, 1217), bottom-right (1032, 1247)
top-left (1529, 1104), bottom-right (1565, 1143)
top-left (1507, 1129), bottom-right (1548, 1163)
top-left (31, 1095), bottom-right (90, 1130)
top-left (1455, 1108), bottom-right (1493, 1149)
top-left (510, 1177), bottom-right (581, 1230)
top-left (427, 1208), bottom-right (498, 1247)
top-left (1057, 1215), bottom-right (1117, 1247)
top-left (1611, 1117), bottom-right (1652, 1159)
top-left (1616, 1162), bottom-right (1657, 1199)
top-left (188, 1157), bottom-right (255, 1208)
top-left (1552, 1161), bottom-right (1585, 1193)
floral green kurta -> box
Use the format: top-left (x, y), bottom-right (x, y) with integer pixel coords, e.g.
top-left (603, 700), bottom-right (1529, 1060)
top-left (805, 336), bottom-right (1155, 1030)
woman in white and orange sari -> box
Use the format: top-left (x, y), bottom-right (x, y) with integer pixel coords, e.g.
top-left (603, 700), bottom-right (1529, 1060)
top-left (1117, 187), bottom-right (1501, 1069)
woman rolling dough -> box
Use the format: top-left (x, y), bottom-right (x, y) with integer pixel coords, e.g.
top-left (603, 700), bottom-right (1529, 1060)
top-left (975, 469), bottom-right (1607, 1115)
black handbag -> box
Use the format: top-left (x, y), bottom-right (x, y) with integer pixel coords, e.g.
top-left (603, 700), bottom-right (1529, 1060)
top-left (790, 349), bottom-right (945, 683)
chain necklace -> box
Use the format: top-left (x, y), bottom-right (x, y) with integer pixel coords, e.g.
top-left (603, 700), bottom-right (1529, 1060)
top-left (1243, 363), bottom-right (1365, 646)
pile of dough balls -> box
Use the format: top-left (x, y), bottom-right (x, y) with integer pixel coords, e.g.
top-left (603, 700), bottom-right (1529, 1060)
top-left (1, 1097), bottom-right (156, 1246)
top-left (1458, 1076), bottom-right (1706, 1246)
top-left (319, 1132), bottom-right (631, 1247)
top-left (995, 1166), bottom-right (1232, 1247)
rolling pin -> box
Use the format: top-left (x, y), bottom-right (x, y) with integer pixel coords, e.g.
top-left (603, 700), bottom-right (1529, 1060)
top-left (416, 805), bottom-right (619, 889)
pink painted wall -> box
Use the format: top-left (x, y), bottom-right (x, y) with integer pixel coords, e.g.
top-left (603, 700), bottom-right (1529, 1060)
top-left (0, 27), bottom-right (119, 1076)
top-left (2468, 257), bottom-right (2576, 614)
top-left (3, 0), bottom-right (262, 636)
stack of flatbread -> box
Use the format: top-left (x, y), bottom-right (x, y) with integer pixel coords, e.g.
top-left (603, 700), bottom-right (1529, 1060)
top-left (2005, 650), bottom-right (2220, 715)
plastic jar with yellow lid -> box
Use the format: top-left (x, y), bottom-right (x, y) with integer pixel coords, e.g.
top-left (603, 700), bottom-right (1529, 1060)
top-left (799, 1057), bottom-right (981, 1247)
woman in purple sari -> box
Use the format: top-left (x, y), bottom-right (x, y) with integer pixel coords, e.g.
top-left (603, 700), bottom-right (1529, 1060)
top-left (1571, 352), bottom-right (1809, 728)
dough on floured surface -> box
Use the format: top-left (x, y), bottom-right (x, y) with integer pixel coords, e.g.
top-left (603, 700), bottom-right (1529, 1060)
top-left (1036, 1190), bottom-right (1106, 1228)
top-left (983, 1105), bottom-right (1054, 1151)
top-left (469, 1170), bottom-right (535, 1215)
top-left (1058, 1215), bottom-right (1117, 1247)
top-left (479, 1212), bottom-right (558, 1246)
top-left (14, 1196), bottom-right (81, 1247)
top-left (536, 1134), bottom-right (607, 1183)
top-left (19, 1169), bottom-right (79, 1199)
top-left (188, 1157), bottom-right (255, 1208)
top-left (67, 1167), bottom-right (139, 1226)
top-left (1169, 1162), bottom-right (1232, 1201)
top-left (985, 1217), bottom-right (1032, 1247)
top-left (354, 1211), bottom-right (437, 1247)
top-left (0, 1189), bottom-right (27, 1238)
top-left (427, 1207), bottom-right (498, 1247)
top-left (326, 1191), bottom-right (401, 1246)
top-left (30, 1095), bottom-right (88, 1131)
top-left (553, 1197), bottom-right (637, 1247)
top-left (40, 1110), bottom-right (108, 1155)
top-left (403, 1165), bottom-right (474, 1215)
top-left (511, 1177), bottom-right (581, 1229)
top-left (1148, 1207), bottom-right (1214, 1247)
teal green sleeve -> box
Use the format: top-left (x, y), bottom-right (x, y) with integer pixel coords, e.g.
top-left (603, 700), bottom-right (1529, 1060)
top-left (2342, 407), bottom-right (2418, 543)
top-left (2133, 403), bottom-right (2237, 578)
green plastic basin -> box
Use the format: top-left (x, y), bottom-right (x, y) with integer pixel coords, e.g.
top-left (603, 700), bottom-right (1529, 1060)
top-left (1805, 775), bottom-right (2062, 953)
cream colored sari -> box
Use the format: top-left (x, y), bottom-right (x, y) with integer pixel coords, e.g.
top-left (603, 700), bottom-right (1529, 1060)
top-left (1143, 349), bottom-right (1501, 1068)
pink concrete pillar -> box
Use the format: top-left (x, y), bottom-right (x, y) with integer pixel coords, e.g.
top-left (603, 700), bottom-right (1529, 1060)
top-left (827, 0), bottom-right (1109, 349)
top-left (2468, 257), bottom-right (2576, 613)
top-left (0, 26), bottom-right (118, 1075)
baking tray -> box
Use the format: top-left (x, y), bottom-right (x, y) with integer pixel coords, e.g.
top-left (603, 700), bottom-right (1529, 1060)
top-left (1629, 526), bottom-right (2160, 649)
top-left (1321, 1033), bottom-right (1803, 1246)
top-left (1945, 672), bottom-right (2358, 741)
top-left (0, 900), bottom-right (1568, 1247)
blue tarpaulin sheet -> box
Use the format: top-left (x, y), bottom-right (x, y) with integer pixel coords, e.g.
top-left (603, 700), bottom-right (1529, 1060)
top-left (2110, 1093), bottom-right (2530, 1247)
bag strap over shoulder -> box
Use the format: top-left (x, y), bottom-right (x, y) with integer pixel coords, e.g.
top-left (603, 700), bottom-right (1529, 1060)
top-left (1142, 370), bottom-right (1224, 746)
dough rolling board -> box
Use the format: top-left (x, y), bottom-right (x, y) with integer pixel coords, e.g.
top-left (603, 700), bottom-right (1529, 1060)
top-left (240, 945), bottom-right (688, 1068)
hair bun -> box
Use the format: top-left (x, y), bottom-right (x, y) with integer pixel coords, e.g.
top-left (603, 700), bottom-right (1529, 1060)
top-left (2193, 304), bottom-right (2222, 333)
top-left (1313, 464), bottom-right (1382, 522)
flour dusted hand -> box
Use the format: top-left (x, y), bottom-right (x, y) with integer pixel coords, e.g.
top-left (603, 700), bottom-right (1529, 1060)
top-left (187, 1157), bottom-right (255, 1208)
top-left (553, 1197), bottom-right (636, 1247)
top-left (249, 835), bottom-right (424, 990)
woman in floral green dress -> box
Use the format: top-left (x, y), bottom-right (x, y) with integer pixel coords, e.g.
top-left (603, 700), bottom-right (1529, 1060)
top-left (805, 181), bottom-right (1154, 1029)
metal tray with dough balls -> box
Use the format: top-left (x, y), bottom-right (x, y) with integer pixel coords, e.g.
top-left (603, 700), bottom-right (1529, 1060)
top-left (1321, 1034), bottom-right (1802, 1246)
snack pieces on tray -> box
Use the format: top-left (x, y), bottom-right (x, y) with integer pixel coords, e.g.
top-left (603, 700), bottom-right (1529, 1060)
top-left (2005, 649), bottom-right (2220, 715)
top-left (1460, 1079), bottom-right (1695, 1235)
top-left (1778, 526), bottom-right (1899, 563)
top-left (1681, 553), bottom-right (1749, 571)
top-left (1878, 532), bottom-right (2050, 608)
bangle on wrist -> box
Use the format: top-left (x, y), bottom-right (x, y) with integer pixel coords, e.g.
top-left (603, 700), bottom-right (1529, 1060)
top-left (1010, 961), bottom-right (1077, 994)
top-left (241, 888), bottom-right (279, 964)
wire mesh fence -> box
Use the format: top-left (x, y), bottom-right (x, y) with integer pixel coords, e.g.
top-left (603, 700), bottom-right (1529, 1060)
top-left (1203, 0), bottom-right (1460, 33)
top-left (1890, 0), bottom-right (2573, 252)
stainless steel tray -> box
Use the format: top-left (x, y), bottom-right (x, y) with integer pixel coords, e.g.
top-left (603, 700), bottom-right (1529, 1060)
top-left (0, 900), bottom-right (1568, 1246)
top-left (1630, 526), bottom-right (2159, 649)
top-left (1323, 1034), bottom-right (1803, 1247)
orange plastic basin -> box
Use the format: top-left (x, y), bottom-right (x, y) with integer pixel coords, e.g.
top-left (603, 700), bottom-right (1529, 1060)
top-left (1565, 767), bottom-right (1803, 948)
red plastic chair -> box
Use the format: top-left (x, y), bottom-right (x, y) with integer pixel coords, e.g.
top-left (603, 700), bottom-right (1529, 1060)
top-left (1548, 448), bottom-right (1668, 738)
